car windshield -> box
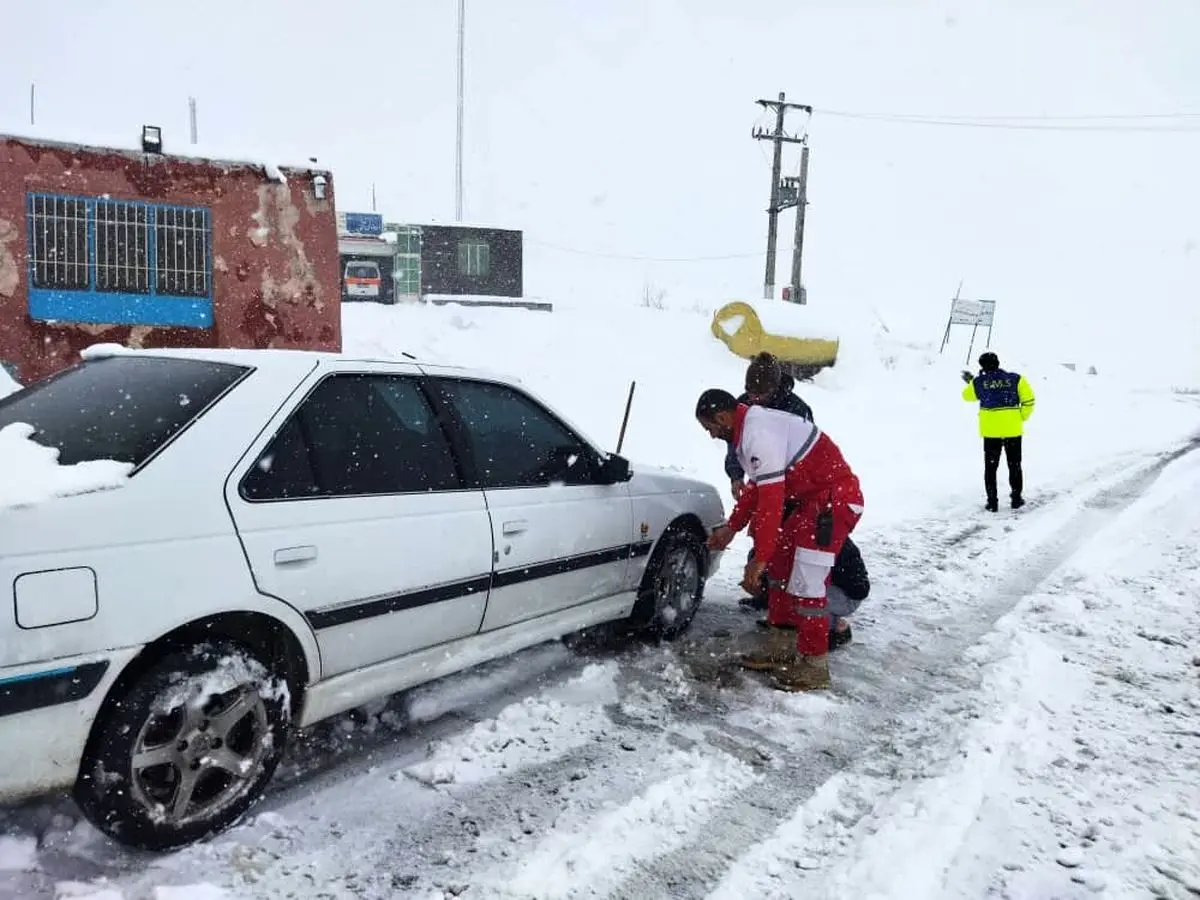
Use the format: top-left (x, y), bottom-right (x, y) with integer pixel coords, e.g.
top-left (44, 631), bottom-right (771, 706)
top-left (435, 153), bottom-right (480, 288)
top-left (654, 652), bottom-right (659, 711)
top-left (0, 355), bottom-right (250, 468)
top-left (346, 264), bottom-right (379, 279)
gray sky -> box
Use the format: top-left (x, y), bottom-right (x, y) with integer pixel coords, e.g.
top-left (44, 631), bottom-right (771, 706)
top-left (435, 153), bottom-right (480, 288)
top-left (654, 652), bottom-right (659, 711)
top-left (4, 0), bottom-right (1199, 381)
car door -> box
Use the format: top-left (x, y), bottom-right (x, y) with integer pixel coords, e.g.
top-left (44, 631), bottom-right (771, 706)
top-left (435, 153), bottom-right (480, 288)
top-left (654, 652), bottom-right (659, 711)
top-left (226, 363), bottom-right (494, 678)
top-left (425, 376), bottom-right (636, 632)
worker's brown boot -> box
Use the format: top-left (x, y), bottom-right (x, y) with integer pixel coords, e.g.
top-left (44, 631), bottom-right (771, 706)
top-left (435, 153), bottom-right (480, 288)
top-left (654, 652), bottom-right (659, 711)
top-left (773, 653), bottom-right (831, 692)
top-left (738, 625), bottom-right (794, 672)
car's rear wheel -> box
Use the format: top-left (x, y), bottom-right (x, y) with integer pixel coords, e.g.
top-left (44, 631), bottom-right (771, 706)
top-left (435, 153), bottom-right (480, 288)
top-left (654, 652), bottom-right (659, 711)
top-left (631, 529), bottom-right (706, 640)
top-left (74, 641), bottom-right (291, 851)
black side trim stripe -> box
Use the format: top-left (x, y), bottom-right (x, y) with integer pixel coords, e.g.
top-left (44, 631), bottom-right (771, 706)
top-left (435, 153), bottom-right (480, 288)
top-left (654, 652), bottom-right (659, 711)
top-left (0, 660), bottom-right (110, 719)
top-left (491, 540), bottom-right (653, 589)
top-left (306, 539), bottom-right (656, 631)
top-left (307, 574), bottom-right (492, 631)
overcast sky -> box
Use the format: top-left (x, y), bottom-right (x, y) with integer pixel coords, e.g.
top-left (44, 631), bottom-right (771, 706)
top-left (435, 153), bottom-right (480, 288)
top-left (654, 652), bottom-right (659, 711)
top-left (4, 0), bottom-right (1199, 381)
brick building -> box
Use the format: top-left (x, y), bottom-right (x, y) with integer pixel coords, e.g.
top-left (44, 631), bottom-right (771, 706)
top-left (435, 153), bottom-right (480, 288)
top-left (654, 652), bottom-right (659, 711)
top-left (0, 131), bottom-right (341, 384)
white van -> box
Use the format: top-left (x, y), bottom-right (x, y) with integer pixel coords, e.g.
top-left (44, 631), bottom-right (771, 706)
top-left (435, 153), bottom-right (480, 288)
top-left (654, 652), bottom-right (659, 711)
top-left (343, 260), bottom-right (382, 299)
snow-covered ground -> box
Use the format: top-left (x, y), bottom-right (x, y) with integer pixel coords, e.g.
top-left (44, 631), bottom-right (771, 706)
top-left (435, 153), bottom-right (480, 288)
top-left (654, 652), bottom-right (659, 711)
top-left (1, 301), bottom-right (1198, 900)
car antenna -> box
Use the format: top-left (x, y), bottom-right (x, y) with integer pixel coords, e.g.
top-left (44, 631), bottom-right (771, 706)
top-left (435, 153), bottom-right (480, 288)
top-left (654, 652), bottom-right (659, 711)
top-left (615, 380), bottom-right (636, 454)
top-left (401, 351), bottom-right (417, 360)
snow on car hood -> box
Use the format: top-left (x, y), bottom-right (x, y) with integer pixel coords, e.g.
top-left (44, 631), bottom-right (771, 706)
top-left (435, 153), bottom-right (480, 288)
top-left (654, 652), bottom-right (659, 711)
top-left (626, 460), bottom-right (718, 497)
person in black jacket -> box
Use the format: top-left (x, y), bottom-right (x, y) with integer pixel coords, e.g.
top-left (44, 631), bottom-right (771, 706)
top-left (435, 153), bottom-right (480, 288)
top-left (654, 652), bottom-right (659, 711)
top-left (725, 353), bottom-right (869, 650)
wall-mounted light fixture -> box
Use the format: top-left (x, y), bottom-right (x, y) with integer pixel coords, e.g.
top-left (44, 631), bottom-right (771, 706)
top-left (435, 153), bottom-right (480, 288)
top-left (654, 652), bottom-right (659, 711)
top-left (141, 125), bottom-right (163, 154)
top-left (312, 173), bottom-right (328, 200)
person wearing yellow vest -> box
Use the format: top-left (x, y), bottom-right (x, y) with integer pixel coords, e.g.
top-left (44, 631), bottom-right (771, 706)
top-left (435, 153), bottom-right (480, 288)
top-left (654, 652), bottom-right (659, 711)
top-left (961, 352), bottom-right (1036, 512)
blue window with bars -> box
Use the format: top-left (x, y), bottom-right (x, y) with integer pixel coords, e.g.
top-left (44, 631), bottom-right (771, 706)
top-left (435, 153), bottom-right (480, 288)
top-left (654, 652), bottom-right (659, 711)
top-left (26, 192), bottom-right (214, 328)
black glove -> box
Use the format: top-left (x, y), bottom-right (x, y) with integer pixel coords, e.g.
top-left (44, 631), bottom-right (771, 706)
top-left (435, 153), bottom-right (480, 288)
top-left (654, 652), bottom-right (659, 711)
top-left (960, 370), bottom-right (973, 384)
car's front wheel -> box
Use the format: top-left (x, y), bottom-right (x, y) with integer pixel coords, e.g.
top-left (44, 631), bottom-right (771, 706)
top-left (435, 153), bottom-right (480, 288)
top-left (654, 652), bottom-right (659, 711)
top-left (631, 529), bottom-right (706, 640)
top-left (74, 641), bottom-right (291, 851)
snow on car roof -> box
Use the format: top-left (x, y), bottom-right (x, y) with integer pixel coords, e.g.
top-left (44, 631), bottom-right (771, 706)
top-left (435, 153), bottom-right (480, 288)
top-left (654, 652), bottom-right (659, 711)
top-left (76, 343), bottom-right (504, 381)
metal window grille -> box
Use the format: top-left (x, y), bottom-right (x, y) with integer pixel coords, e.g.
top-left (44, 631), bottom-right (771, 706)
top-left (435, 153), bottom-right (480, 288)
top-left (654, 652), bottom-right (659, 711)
top-left (458, 240), bottom-right (490, 277)
top-left (26, 193), bottom-right (211, 300)
top-left (28, 195), bottom-right (89, 290)
top-left (95, 200), bottom-right (150, 293)
top-left (156, 206), bottom-right (210, 297)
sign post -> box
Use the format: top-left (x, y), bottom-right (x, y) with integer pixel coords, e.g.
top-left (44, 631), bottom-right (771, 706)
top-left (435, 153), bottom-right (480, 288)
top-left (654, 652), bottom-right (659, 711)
top-left (940, 293), bottom-right (996, 364)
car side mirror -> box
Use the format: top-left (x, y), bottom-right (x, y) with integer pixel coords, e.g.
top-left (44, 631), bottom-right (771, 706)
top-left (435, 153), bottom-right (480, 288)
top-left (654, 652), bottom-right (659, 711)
top-left (599, 453), bottom-right (632, 484)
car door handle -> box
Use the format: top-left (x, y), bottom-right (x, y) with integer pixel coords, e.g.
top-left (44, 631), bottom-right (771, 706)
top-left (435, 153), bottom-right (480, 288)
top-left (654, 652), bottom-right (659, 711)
top-left (501, 520), bottom-right (528, 536)
top-left (274, 545), bottom-right (317, 565)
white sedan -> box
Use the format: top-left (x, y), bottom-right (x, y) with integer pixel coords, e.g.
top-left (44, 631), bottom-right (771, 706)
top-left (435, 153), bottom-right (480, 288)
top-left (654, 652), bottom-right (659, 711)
top-left (0, 347), bottom-right (726, 851)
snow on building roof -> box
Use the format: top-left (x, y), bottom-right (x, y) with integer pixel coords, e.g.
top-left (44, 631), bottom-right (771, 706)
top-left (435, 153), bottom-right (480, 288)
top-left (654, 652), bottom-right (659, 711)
top-left (414, 218), bottom-right (525, 234)
top-left (0, 123), bottom-right (330, 185)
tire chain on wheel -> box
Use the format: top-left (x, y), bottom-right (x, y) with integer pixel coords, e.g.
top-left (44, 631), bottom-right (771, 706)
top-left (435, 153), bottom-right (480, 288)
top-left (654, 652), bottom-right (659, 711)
top-left (631, 529), bottom-right (706, 641)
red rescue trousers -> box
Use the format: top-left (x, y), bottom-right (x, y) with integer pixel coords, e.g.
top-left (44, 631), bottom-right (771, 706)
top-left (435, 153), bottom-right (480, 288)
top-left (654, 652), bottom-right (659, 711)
top-left (765, 483), bottom-right (864, 656)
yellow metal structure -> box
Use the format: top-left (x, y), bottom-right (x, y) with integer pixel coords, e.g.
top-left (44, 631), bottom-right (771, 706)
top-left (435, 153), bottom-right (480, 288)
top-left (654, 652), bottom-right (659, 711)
top-left (710, 301), bottom-right (839, 378)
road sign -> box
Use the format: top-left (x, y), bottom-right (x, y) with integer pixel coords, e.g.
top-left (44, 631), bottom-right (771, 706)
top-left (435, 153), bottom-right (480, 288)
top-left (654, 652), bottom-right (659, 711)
top-left (940, 292), bottom-right (998, 363)
top-left (338, 212), bottom-right (384, 237)
top-left (948, 298), bottom-right (996, 327)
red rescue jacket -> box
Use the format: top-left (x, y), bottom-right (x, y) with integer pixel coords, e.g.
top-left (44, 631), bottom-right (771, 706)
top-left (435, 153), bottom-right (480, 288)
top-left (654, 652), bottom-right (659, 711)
top-left (727, 403), bottom-right (861, 562)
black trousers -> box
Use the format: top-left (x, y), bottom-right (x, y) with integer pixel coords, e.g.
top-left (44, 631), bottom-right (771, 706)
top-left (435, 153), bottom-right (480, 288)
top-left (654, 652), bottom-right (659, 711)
top-left (984, 436), bottom-right (1023, 502)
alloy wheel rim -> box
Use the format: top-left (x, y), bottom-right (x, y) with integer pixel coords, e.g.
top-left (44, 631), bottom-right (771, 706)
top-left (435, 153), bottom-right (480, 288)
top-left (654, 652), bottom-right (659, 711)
top-left (129, 679), bottom-right (272, 828)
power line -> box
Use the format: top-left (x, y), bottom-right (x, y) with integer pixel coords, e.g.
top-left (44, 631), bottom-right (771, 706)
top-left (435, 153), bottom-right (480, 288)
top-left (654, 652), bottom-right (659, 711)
top-left (816, 107), bottom-right (1200, 132)
top-left (526, 237), bottom-right (787, 263)
top-left (830, 108), bottom-right (1200, 122)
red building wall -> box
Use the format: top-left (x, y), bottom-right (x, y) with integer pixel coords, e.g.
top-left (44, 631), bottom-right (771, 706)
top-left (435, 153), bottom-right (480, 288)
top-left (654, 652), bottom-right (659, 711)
top-left (0, 135), bottom-right (341, 384)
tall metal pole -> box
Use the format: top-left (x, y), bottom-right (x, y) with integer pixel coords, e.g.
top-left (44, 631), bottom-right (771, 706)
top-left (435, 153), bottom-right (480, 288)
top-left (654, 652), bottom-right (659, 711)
top-left (30, 84), bottom-right (35, 126)
top-left (762, 92), bottom-right (786, 299)
top-left (188, 97), bottom-right (198, 144)
top-left (455, 0), bottom-right (465, 222)
top-left (788, 142), bottom-right (810, 304)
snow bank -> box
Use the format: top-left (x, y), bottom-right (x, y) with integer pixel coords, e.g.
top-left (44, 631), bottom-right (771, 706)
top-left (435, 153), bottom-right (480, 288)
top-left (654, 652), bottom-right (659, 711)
top-left (342, 301), bottom-right (1200, 529)
top-left (0, 423), bottom-right (131, 510)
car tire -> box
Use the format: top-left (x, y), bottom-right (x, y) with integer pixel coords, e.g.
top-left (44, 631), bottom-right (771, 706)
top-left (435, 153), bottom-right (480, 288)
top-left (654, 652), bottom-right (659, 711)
top-left (74, 640), bottom-right (292, 852)
top-left (630, 529), bottom-right (706, 640)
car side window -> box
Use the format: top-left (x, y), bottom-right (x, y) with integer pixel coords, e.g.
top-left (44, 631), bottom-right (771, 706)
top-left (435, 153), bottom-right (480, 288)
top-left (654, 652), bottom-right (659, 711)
top-left (241, 374), bottom-right (463, 500)
top-left (430, 378), bottom-right (601, 489)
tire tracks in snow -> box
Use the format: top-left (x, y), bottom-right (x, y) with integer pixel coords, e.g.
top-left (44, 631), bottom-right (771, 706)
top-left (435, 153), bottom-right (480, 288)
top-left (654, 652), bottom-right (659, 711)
top-left (616, 439), bottom-right (1200, 900)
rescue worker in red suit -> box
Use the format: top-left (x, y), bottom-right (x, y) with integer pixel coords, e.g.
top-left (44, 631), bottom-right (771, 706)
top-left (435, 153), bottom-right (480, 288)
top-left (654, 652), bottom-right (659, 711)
top-left (696, 389), bottom-right (864, 691)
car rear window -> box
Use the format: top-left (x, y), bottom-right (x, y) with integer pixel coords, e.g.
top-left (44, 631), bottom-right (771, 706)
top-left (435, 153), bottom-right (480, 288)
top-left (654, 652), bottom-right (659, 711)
top-left (346, 264), bottom-right (379, 279)
top-left (0, 355), bottom-right (249, 468)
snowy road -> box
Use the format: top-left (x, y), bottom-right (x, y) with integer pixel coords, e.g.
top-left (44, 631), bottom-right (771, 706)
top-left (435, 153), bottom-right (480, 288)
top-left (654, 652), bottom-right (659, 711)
top-left (3, 438), bottom-right (1199, 900)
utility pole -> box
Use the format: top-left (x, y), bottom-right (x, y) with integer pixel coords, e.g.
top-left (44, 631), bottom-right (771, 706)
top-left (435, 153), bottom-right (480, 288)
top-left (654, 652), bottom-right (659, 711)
top-left (455, 0), bottom-right (466, 221)
top-left (786, 142), bottom-right (810, 304)
top-left (29, 84), bottom-right (35, 126)
top-left (188, 96), bottom-right (198, 144)
top-left (752, 92), bottom-right (811, 300)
